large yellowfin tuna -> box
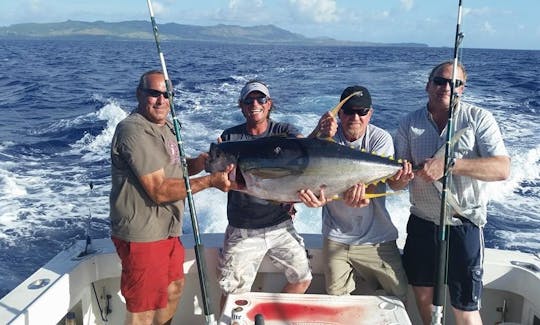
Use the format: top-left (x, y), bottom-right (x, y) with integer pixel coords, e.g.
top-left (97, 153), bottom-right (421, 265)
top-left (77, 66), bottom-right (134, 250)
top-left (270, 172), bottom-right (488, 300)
top-left (205, 136), bottom-right (402, 203)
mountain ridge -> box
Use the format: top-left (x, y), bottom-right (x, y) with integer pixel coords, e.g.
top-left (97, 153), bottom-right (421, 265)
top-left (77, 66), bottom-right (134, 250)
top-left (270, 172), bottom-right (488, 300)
top-left (0, 20), bottom-right (428, 47)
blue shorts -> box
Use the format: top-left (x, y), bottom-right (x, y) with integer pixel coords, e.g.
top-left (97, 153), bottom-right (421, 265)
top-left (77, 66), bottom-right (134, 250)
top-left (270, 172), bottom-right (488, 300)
top-left (402, 214), bottom-right (484, 311)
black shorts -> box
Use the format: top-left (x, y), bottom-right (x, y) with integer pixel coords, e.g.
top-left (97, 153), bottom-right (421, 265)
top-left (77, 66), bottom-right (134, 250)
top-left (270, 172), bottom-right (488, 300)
top-left (402, 214), bottom-right (484, 311)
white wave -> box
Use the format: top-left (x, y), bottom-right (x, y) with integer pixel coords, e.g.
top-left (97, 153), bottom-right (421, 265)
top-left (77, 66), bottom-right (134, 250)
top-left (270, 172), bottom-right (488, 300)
top-left (0, 99), bottom-right (127, 246)
top-left (0, 141), bottom-right (15, 151)
top-left (191, 189), bottom-right (325, 235)
top-left (0, 170), bottom-right (27, 199)
top-left (488, 145), bottom-right (540, 202)
top-left (230, 74), bottom-right (258, 83)
top-left (190, 189), bottom-right (229, 233)
top-left (492, 229), bottom-right (540, 252)
top-left (69, 101), bottom-right (128, 162)
top-left (33, 112), bottom-right (92, 135)
top-left (0, 202), bottom-right (22, 240)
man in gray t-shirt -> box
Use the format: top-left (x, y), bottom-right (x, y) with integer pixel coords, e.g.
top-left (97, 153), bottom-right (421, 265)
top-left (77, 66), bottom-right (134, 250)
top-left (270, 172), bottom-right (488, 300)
top-left (110, 70), bottom-right (235, 325)
top-left (300, 85), bottom-right (410, 301)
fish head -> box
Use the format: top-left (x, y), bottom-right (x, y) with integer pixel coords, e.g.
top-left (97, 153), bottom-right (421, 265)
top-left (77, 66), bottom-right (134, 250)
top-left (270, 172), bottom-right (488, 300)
top-left (205, 142), bottom-right (238, 173)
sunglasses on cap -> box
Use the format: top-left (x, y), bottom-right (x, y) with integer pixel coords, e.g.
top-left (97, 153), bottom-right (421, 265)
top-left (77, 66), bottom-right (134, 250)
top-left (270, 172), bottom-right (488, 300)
top-left (341, 106), bottom-right (371, 116)
top-left (242, 97), bottom-right (268, 105)
top-left (143, 88), bottom-right (173, 99)
top-left (432, 76), bottom-right (464, 88)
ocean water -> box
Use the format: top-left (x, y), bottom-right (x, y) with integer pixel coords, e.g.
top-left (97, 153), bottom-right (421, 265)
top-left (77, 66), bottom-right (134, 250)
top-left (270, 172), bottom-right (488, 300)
top-left (0, 39), bottom-right (539, 299)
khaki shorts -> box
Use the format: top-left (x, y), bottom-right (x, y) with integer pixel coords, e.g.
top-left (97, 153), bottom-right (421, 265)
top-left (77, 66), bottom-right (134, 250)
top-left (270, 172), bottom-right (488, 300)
top-left (324, 238), bottom-right (408, 301)
top-left (218, 220), bottom-right (312, 294)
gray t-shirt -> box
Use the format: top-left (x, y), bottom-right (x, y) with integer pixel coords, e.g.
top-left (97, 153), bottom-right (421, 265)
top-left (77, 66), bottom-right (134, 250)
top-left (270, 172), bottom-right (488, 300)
top-left (110, 112), bottom-right (184, 242)
top-left (322, 123), bottom-right (399, 245)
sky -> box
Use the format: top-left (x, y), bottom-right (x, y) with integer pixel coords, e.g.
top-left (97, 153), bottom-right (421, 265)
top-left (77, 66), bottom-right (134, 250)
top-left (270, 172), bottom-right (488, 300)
top-left (1, 0), bottom-right (539, 50)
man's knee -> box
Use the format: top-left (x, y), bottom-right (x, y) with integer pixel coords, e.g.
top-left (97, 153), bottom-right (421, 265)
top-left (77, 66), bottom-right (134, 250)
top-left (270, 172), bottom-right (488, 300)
top-left (452, 308), bottom-right (482, 325)
top-left (168, 279), bottom-right (184, 301)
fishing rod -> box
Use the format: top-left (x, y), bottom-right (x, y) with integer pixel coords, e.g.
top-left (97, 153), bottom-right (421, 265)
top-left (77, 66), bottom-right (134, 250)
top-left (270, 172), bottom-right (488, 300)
top-left (431, 1), bottom-right (465, 324)
top-left (145, 1), bottom-right (216, 324)
top-left (84, 182), bottom-right (94, 255)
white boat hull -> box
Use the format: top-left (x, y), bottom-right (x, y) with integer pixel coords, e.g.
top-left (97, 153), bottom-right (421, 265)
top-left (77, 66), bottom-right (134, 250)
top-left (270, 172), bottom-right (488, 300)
top-left (1, 234), bottom-right (539, 324)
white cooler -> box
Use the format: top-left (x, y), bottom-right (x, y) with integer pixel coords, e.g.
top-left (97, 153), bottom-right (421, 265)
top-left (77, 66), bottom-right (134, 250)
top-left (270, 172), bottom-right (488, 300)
top-left (219, 292), bottom-right (411, 325)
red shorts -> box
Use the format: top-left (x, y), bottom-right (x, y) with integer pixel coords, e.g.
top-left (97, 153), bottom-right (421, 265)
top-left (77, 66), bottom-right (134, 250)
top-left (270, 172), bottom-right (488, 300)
top-left (112, 236), bottom-right (185, 312)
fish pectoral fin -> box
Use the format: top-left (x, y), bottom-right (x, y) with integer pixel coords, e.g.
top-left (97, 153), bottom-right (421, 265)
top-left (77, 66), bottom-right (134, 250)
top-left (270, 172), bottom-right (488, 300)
top-left (268, 133), bottom-right (291, 138)
top-left (318, 137), bottom-right (337, 143)
top-left (248, 168), bottom-right (297, 179)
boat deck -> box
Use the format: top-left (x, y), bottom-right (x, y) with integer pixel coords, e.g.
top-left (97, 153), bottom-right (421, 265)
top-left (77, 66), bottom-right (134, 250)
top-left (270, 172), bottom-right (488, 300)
top-left (0, 234), bottom-right (539, 324)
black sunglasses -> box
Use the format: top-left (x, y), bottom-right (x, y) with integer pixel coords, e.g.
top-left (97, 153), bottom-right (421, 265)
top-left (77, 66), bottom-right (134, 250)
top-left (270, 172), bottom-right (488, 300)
top-left (143, 88), bottom-right (173, 99)
top-left (242, 97), bottom-right (268, 105)
top-left (342, 106), bottom-right (370, 116)
top-left (432, 76), bottom-right (464, 88)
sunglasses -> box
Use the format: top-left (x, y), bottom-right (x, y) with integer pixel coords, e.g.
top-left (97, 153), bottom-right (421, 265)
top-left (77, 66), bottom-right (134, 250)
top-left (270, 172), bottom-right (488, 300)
top-left (432, 76), bottom-right (464, 88)
top-left (341, 106), bottom-right (370, 116)
top-left (242, 97), bottom-right (268, 105)
top-left (143, 88), bottom-right (173, 99)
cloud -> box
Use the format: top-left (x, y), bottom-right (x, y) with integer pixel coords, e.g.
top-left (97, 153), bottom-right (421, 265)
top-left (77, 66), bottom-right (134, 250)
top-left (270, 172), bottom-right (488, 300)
top-left (228, 0), bottom-right (263, 10)
top-left (150, 1), bottom-right (166, 15)
top-left (400, 0), bottom-right (414, 11)
top-left (228, 0), bottom-right (238, 9)
top-left (288, 0), bottom-right (338, 23)
top-left (481, 21), bottom-right (495, 34)
top-left (28, 0), bottom-right (42, 12)
top-left (223, 0), bottom-right (264, 21)
top-left (463, 6), bottom-right (511, 19)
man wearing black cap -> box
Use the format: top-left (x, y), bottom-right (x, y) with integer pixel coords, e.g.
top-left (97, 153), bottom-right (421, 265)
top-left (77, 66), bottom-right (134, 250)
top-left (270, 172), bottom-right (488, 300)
top-left (217, 80), bottom-right (312, 308)
top-left (300, 85), bottom-right (410, 301)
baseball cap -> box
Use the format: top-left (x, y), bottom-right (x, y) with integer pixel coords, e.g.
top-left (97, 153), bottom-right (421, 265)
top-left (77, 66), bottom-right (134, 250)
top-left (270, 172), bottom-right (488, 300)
top-left (340, 85), bottom-right (372, 109)
top-left (239, 81), bottom-right (271, 101)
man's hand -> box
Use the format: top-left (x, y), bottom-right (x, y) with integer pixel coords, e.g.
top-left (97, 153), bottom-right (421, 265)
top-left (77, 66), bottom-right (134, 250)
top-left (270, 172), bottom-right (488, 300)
top-left (298, 188), bottom-right (329, 208)
top-left (309, 112), bottom-right (338, 138)
top-left (388, 160), bottom-right (414, 190)
top-left (209, 164), bottom-right (237, 192)
top-left (343, 183), bottom-right (370, 208)
top-left (417, 157), bottom-right (444, 182)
